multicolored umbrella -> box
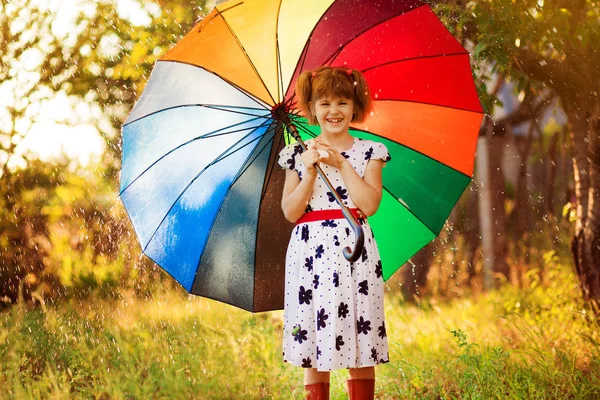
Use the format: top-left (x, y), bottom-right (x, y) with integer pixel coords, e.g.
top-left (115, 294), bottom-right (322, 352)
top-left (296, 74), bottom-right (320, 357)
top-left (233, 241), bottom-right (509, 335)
top-left (119, 0), bottom-right (483, 312)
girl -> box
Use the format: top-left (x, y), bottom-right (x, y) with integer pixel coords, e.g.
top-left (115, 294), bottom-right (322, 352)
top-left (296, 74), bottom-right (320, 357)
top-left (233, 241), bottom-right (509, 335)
top-left (278, 66), bottom-right (391, 400)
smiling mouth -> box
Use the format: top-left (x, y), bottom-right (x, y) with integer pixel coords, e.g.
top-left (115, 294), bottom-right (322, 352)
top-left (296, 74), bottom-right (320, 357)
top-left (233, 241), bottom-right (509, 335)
top-left (326, 118), bottom-right (343, 123)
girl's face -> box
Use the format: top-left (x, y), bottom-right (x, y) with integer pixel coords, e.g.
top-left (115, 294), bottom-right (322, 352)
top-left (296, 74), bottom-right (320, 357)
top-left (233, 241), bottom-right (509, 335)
top-left (310, 95), bottom-right (354, 136)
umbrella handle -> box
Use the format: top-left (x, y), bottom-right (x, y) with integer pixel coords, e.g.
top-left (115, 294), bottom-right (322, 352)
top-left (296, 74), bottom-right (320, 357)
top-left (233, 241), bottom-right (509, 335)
top-left (281, 118), bottom-right (365, 263)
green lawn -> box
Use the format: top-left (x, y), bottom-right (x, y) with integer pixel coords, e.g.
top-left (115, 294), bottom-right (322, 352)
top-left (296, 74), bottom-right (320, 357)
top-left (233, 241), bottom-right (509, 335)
top-left (2, 264), bottom-right (599, 399)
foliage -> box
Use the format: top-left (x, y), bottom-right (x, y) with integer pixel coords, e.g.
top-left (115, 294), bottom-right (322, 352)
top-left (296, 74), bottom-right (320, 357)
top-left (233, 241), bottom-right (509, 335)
top-left (0, 159), bottom-right (68, 304)
top-left (0, 156), bottom-right (148, 306)
top-left (0, 0), bottom-right (212, 304)
top-left (430, 0), bottom-right (600, 108)
top-left (1, 257), bottom-right (599, 399)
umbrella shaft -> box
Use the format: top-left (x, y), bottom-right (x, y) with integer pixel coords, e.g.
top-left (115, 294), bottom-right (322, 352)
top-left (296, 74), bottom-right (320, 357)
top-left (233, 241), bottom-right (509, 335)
top-left (280, 116), bottom-right (364, 263)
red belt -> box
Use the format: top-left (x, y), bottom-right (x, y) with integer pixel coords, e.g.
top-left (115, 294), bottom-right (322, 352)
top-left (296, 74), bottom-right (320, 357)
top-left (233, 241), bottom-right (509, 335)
top-left (295, 208), bottom-right (365, 225)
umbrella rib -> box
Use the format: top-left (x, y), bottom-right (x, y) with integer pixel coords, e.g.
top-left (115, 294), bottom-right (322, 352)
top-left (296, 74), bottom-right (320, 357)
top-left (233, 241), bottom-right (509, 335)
top-left (209, 123), bottom-right (274, 167)
top-left (203, 105), bottom-right (274, 120)
top-left (120, 114), bottom-right (272, 196)
top-left (124, 102), bottom-right (270, 128)
top-left (259, 122), bottom-right (285, 201)
top-left (229, 124), bottom-right (277, 189)
top-left (283, 37), bottom-right (311, 98)
top-left (142, 122), bottom-right (272, 253)
top-left (277, 39), bottom-right (284, 103)
top-left (215, 1), bottom-right (244, 14)
top-left (215, 8), bottom-right (277, 105)
top-left (361, 51), bottom-right (468, 74)
top-left (281, 0), bottom-right (341, 97)
top-left (346, 126), bottom-right (473, 180)
top-left (157, 60), bottom-right (271, 112)
top-left (292, 121), bottom-right (318, 141)
top-left (371, 98), bottom-right (483, 115)
top-left (275, 0), bottom-right (284, 104)
top-left (322, 3), bottom-right (428, 67)
top-left (380, 178), bottom-right (470, 237)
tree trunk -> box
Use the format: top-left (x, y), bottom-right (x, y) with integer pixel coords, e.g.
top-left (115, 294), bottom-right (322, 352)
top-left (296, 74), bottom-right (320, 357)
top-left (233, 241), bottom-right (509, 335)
top-left (489, 130), bottom-right (510, 282)
top-left (513, 123), bottom-right (535, 256)
top-left (569, 97), bottom-right (600, 308)
top-left (465, 183), bottom-right (480, 286)
top-left (546, 130), bottom-right (559, 217)
top-left (476, 132), bottom-right (494, 289)
top-left (401, 242), bottom-right (434, 302)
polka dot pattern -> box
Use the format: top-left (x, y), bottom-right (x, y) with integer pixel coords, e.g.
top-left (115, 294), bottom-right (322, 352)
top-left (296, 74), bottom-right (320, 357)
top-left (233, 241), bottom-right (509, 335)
top-left (278, 138), bottom-right (390, 372)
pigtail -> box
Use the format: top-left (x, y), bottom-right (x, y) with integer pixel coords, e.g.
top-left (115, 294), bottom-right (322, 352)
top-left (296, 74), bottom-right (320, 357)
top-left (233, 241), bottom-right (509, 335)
top-left (296, 71), bottom-right (317, 125)
top-left (349, 69), bottom-right (372, 123)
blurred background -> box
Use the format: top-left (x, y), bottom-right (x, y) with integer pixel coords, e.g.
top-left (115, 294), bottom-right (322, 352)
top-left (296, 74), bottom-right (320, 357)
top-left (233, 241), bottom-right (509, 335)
top-left (1, 0), bottom-right (599, 398)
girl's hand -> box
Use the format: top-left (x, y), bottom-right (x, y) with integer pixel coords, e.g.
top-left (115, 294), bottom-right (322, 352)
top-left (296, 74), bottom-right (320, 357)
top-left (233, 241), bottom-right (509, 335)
top-left (314, 139), bottom-right (348, 169)
top-left (299, 141), bottom-right (321, 176)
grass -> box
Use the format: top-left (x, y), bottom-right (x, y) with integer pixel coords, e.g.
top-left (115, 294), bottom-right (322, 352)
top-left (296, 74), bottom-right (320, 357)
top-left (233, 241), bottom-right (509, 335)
top-left (1, 263), bottom-right (600, 399)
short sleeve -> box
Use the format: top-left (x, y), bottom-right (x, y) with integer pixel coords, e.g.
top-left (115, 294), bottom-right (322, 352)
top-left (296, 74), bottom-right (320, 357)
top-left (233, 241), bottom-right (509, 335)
top-left (370, 142), bottom-right (392, 163)
top-left (277, 143), bottom-right (303, 170)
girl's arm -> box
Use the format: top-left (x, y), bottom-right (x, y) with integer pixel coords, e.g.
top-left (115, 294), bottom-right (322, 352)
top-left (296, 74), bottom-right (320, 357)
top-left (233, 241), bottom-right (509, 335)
top-left (281, 142), bottom-right (320, 223)
top-left (281, 170), bottom-right (317, 223)
top-left (318, 141), bottom-right (384, 216)
top-left (338, 159), bottom-right (383, 216)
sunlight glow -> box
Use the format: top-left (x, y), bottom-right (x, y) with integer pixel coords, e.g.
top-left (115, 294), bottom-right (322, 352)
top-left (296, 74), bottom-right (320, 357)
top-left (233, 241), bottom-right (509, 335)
top-left (7, 0), bottom-right (152, 168)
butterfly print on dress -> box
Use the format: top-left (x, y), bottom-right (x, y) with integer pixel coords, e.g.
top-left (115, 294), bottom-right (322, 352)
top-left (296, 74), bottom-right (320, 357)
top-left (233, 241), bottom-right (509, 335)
top-left (298, 286), bottom-right (312, 305)
top-left (313, 274), bottom-right (320, 289)
top-left (292, 144), bottom-right (302, 156)
top-left (333, 272), bottom-right (339, 287)
top-left (326, 186), bottom-right (348, 203)
top-left (302, 357), bottom-right (312, 368)
top-left (375, 260), bottom-right (382, 278)
top-left (358, 280), bottom-right (369, 295)
top-left (286, 156), bottom-right (296, 170)
top-left (338, 302), bottom-right (349, 319)
top-left (304, 256), bottom-right (314, 272)
top-left (336, 335), bottom-right (345, 351)
top-left (316, 308), bottom-right (329, 330)
top-left (378, 321), bottom-right (387, 338)
top-left (315, 244), bottom-right (325, 258)
top-left (364, 147), bottom-right (373, 160)
top-left (371, 347), bottom-right (378, 362)
top-left (357, 316), bottom-right (372, 335)
top-left (301, 225), bottom-right (309, 242)
top-left (321, 219), bottom-right (338, 228)
top-left (293, 325), bottom-right (308, 343)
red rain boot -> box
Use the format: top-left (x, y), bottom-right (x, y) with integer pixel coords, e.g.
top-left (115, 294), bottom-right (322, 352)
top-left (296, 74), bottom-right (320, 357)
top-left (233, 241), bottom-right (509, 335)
top-left (347, 379), bottom-right (375, 400)
top-left (305, 382), bottom-right (330, 400)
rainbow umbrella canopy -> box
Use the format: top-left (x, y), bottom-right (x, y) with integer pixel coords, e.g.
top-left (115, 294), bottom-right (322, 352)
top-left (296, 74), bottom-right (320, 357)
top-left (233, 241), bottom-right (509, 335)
top-left (120, 0), bottom-right (483, 312)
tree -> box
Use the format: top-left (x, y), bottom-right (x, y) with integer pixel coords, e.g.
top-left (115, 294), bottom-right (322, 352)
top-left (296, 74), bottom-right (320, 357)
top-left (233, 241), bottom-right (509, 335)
top-left (432, 0), bottom-right (600, 305)
top-left (0, 0), bottom-right (212, 303)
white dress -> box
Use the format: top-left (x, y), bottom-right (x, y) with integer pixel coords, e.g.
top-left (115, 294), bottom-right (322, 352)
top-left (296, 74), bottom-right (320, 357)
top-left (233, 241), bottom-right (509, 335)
top-left (277, 137), bottom-right (391, 372)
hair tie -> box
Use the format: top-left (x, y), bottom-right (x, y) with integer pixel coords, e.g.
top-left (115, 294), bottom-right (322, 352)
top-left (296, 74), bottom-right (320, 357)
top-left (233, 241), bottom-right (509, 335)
top-left (346, 69), bottom-right (353, 76)
top-left (311, 71), bottom-right (317, 78)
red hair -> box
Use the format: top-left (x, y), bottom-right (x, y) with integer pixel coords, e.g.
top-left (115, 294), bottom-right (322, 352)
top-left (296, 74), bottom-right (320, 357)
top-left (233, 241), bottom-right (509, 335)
top-left (295, 66), bottom-right (372, 125)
